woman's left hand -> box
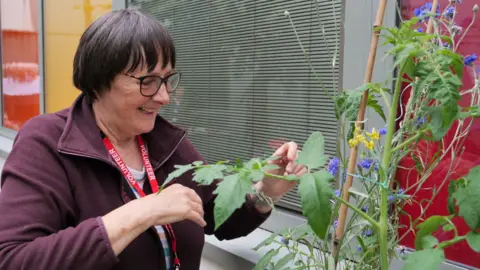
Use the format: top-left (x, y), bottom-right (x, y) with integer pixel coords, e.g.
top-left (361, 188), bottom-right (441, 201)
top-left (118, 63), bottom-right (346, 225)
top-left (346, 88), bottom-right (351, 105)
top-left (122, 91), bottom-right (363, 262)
top-left (256, 141), bottom-right (307, 199)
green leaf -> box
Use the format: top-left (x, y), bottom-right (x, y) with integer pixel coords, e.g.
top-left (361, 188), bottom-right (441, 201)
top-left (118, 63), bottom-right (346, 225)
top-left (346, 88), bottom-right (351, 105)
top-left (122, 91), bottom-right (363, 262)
top-left (415, 215), bottom-right (448, 250)
top-left (284, 175), bottom-right (300, 181)
top-left (298, 170), bottom-right (334, 239)
top-left (402, 249), bottom-right (445, 270)
top-left (215, 160), bottom-right (229, 165)
top-left (348, 186), bottom-right (369, 199)
top-left (253, 249), bottom-right (280, 270)
top-left (291, 223), bottom-right (314, 239)
top-left (453, 166), bottom-right (480, 230)
top-left (193, 161), bottom-right (204, 166)
top-left (367, 95), bottom-right (386, 122)
top-left (251, 170), bottom-right (264, 182)
top-left (163, 164), bottom-right (194, 187)
top-left (253, 233), bottom-right (278, 251)
top-left (273, 253), bottom-right (295, 270)
top-left (192, 165), bottom-right (227, 185)
top-left (447, 179), bottom-right (462, 215)
top-left (420, 235), bottom-right (439, 249)
top-left (213, 172), bottom-right (253, 230)
top-left (466, 232), bottom-right (480, 252)
top-left (442, 224), bottom-right (455, 232)
top-left (245, 158), bottom-right (262, 170)
top-left (296, 132), bottom-right (327, 170)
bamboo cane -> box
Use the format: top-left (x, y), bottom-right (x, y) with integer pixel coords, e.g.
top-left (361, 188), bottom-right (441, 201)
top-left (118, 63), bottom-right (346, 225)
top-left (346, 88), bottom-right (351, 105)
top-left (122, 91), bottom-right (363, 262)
top-left (332, 0), bottom-right (388, 265)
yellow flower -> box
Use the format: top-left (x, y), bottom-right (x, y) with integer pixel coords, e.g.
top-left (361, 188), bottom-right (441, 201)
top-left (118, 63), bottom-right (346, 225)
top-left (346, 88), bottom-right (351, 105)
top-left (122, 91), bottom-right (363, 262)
top-left (365, 140), bottom-right (375, 150)
top-left (348, 138), bottom-right (359, 148)
top-left (355, 134), bottom-right (367, 143)
top-left (366, 128), bottom-right (380, 141)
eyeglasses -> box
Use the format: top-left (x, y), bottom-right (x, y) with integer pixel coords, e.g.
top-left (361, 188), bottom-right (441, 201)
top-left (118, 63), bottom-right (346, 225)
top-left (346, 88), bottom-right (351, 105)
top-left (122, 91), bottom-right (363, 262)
top-left (124, 72), bottom-right (181, 97)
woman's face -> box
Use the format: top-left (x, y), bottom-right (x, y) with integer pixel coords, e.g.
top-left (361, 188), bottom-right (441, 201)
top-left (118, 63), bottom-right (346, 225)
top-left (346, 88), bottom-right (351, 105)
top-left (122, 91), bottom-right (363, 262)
top-left (99, 61), bottom-right (173, 137)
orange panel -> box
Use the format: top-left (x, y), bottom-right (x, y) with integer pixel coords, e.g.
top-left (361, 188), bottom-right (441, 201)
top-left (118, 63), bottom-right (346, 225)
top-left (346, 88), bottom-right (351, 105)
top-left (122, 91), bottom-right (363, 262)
top-left (1, 0), bottom-right (41, 131)
top-left (43, 0), bottom-right (112, 114)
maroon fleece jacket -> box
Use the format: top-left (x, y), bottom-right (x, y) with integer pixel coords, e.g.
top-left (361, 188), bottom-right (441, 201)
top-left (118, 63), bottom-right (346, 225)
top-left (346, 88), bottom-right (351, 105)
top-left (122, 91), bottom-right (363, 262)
top-left (0, 94), bottom-right (269, 270)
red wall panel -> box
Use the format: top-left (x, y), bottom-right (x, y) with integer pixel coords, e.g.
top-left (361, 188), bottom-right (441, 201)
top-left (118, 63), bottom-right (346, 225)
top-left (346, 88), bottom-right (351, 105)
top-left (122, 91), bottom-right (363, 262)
top-left (397, 0), bottom-right (480, 267)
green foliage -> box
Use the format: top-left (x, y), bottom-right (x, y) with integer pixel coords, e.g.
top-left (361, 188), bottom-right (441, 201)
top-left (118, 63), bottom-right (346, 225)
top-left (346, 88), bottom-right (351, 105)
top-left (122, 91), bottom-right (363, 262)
top-left (273, 253), bottom-right (296, 270)
top-left (380, 16), bottom-right (463, 142)
top-left (213, 172), bottom-right (254, 230)
top-left (193, 165), bottom-right (227, 185)
top-left (253, 249), bottom-right (280, 270)
top-left (164, 132), bottom-right (332, 231)
top-left (402, 248), bottom-right (445, 270)
top-left (334, 85), bottom-right (386, 122)
top-left (299, 171), bottom-right (334, 239)
top-left (452, 166), bottom-right (480, 230)
top-left (295, 132), bottom-right (327, 170)
top-left (415, 216), bottom-right (448, 250)
top-left (466, 232), bottom-right (480, 252)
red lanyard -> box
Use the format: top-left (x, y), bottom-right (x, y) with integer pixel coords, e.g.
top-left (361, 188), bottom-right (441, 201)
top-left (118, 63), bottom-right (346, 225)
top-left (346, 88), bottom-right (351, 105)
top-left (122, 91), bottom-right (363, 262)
top-left (103, 135), bottom-right (181, 269)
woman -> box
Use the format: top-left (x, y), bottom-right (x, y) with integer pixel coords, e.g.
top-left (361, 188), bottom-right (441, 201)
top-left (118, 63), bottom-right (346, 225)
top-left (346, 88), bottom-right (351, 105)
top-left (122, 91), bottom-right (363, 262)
top-left (0, 9), bottom-right (305, 270)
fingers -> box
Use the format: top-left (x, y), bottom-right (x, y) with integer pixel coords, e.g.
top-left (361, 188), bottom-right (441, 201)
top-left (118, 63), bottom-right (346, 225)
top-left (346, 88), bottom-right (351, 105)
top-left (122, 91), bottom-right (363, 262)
top-left (185, 210), bottom-right (207, 227)
top-left (157, 184), bottom-right (206, 227)
top-left (186, 200), bottom-right (206, 227)
top-left (285, 142), bottom-right (298, 162)
top-left (285, 162), bottom-right (306, 176)
top-left (186, 187), bottom-right (203, 205)
top-left (272, 141), bottom-right (298, 162)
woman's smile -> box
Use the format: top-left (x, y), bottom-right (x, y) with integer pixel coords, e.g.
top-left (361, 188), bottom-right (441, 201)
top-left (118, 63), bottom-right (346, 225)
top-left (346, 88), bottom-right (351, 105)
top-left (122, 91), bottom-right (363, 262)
top-left (138, 106), bottom-right (158, 115)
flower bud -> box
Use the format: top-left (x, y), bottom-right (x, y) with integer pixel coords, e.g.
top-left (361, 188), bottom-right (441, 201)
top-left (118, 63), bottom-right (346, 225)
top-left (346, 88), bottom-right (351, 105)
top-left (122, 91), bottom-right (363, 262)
top-left (473, 4), bottom-right (478, 13)
top-left (284, 10), bottom-right (290, 17)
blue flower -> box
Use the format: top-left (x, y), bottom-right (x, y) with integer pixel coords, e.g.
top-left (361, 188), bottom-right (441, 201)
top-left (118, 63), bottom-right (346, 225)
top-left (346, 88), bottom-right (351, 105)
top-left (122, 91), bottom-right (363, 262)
top-left (414, 2), bottom-right (441, 20)
top-left (362, 205), bottom-right (369, 212)
top-left (414, 8), bottom-right (422, 17)
top-left (443, 6), bottom-right (455, 18)
top-left (363, 229), bottom-right (373, 237)
top-left (379, 127), bottom-right (387, 135)
top-left (388, 195), bottom-right (395, 202)
top-left (334, 189), bottom-right (341, 197)
top-left (464, 54), bottom-right (478, 66)
top-left (333, 219), bottom-right (339, 228)
top-left (280, 237), bottom-right (289, 245)
top-left (416, 27), bottom-right (424, 33)
top-left (357, 246), bottom-right (363, 252)
top-left (416, 116), bottom-right (426, 127)
top-left (398, 188), bottom-right (405, 194)
top-left (357, 159), bottom-right (378, 171)
top-left (328, 157), bottom-right (340, 176)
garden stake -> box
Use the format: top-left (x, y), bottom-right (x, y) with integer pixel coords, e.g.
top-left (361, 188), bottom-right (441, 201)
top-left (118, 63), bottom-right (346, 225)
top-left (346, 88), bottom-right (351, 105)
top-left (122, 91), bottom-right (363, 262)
top-left (332, 0), bottom-right (388, 267)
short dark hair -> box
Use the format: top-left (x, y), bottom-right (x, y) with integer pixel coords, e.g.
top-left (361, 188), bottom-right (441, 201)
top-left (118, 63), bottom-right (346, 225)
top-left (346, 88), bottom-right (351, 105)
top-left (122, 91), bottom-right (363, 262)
top-left (73, 9), bottom-right (176, 99)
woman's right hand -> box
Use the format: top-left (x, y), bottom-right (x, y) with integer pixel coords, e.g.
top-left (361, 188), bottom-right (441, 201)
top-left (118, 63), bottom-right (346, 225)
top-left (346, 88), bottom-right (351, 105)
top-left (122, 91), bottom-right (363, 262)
top-left (145, 184), bottom-right (206, 227)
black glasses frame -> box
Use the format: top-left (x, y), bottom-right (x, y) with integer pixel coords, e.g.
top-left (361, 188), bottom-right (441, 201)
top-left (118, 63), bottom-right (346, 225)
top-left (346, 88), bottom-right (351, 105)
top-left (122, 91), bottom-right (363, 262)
top-left (124, 72), bottom-right (181, 97)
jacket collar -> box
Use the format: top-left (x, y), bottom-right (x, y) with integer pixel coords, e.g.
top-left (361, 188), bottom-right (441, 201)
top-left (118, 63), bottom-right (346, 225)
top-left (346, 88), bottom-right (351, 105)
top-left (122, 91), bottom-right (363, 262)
top-left (58, 94), bottom-right (187, 169)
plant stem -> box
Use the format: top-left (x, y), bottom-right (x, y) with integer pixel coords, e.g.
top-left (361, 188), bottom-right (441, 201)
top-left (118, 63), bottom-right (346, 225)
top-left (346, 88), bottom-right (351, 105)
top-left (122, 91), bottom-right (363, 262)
top-left (335, 197), bottom-right (380, 230)
top-left (391, 131), bottom-right (424, 152)
top-left (378, 62), bottom-right (407, 270)
top-left (437, 235), bottom-right (467, 249)
top-left (264, 172), bottom-right (298, 182)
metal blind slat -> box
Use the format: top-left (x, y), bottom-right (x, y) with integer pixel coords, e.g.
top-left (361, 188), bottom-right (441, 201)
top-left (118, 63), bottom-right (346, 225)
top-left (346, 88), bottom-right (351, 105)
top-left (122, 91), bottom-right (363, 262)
top-left (128, 0), bottom-right (342, 213)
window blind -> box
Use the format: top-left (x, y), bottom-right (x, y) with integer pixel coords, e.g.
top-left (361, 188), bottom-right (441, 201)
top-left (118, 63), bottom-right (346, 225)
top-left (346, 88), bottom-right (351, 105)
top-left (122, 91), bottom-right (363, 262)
top-left (128, 0), bottom-right (342, 212)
